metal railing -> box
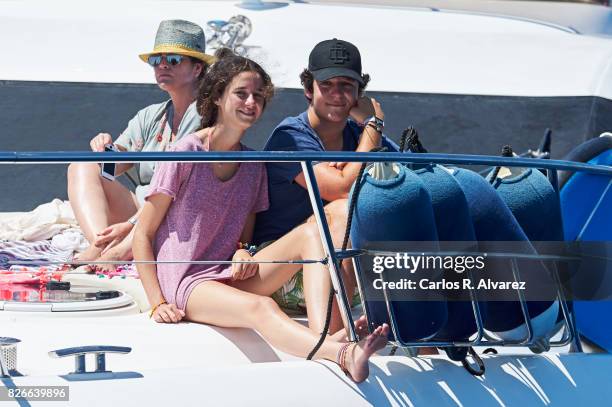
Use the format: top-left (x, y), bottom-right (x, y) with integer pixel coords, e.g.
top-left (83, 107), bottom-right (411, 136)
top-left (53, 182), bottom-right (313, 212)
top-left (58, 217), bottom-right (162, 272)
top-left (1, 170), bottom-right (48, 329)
top-left (2, 150), bottom-right (611, 351)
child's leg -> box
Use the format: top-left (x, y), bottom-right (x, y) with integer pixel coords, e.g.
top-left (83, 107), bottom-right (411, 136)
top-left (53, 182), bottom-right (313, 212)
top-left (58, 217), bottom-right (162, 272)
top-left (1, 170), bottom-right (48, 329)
top-left (232, 221), bottom-right (346, 334)
top-left (185, 280), bottom-right (389, 383)
top-left (235, 202), bottom-right (357, 336)
top-left (231, 221), bottom-right (320, 296)
top-left (304, 199), bottom-right (357, 336)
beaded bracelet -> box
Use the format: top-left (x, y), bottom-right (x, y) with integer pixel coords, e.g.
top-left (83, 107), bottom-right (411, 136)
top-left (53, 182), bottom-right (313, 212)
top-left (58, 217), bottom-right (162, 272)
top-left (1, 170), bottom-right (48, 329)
top-left (149, 300), bottom-right (168, 318)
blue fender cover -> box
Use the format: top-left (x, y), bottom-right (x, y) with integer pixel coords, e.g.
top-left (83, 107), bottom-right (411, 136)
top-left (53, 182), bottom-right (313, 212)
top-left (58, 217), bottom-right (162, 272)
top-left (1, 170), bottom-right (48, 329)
top-left (493, 167), bottom-right (570, 327)
top-left (454, 168), bottom-right (558, 338)
top-left (413, 164), bottom-right (485, 343)
top-left (350, 165), bottom-right (447, 343)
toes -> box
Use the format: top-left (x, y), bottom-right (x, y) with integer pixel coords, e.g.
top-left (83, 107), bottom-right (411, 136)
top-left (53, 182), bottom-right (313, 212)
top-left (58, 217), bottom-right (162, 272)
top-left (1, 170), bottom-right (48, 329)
top-left (87, 265), bottom-right (100, 274)
top-left (364, 324), bottom-right (389, 350)
top-left (355, 315), bottom-right (369, 334)
top-left (366, 329), bottom-right (381, 347)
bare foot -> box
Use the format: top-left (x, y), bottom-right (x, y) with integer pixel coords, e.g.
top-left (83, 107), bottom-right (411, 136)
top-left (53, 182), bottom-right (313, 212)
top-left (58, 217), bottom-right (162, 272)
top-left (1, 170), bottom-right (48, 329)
top-left (73, 244), bottom-right (102, 263)
top-left (354, 315), bottom-right (369, 337)
top-left (90, 245), bottom-right (132, 273)
top-left (331, 315), bottom-right (370, 342)
top-left (343, 323), bottom-right (389, 383)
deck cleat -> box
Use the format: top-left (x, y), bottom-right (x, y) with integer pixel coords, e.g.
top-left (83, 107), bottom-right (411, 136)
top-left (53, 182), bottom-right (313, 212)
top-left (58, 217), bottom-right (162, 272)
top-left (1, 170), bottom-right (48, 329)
top-left (48, 346), bottom-right (141, 381)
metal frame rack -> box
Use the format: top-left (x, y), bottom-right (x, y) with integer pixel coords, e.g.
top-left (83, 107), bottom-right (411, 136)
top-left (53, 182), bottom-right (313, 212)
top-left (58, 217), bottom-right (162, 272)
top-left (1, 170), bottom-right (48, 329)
top-left (2, 150), bottom-right (611, 353)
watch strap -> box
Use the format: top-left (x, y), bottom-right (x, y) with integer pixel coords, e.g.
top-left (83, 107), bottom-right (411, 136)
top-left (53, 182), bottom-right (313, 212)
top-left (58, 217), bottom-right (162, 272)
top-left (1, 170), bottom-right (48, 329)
top-left (365, 116), bottom-right (384, 133)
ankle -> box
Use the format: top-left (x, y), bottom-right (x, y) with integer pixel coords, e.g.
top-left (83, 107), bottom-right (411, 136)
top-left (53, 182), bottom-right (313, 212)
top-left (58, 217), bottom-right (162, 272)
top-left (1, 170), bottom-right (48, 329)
top-left (336, 342), bottom-right (355, 373)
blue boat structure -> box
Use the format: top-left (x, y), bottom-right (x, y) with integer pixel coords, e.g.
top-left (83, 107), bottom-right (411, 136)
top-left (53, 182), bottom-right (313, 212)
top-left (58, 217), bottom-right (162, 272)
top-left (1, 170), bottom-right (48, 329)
top-left (1, 1), bottom-right (612, 405)
top-left (559, 135), bottom-right (612, 353)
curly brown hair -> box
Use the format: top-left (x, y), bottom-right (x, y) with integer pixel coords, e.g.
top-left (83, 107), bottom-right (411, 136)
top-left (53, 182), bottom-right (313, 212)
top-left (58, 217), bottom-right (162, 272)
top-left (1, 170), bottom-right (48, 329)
top-left (197, 48), bottom-right (274, 128)
top-left (299, 69), bottom-right (370, 103)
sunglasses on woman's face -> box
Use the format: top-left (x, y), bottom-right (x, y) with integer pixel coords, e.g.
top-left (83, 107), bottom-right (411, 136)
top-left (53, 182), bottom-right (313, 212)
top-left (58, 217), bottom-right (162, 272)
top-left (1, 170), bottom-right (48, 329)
top-left (147, 54), bottom-right (184, 67)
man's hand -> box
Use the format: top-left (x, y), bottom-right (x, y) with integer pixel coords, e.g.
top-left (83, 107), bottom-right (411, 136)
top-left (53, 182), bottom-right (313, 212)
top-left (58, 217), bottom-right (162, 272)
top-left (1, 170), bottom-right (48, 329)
top-left (231, 249), bottom-right (259, 281)
top-left (90, 133), bottom-right (113, 152)
top-left (94, 222), bottom-right (134, 255)
top-left (350, 97), bottom-right (384, 124)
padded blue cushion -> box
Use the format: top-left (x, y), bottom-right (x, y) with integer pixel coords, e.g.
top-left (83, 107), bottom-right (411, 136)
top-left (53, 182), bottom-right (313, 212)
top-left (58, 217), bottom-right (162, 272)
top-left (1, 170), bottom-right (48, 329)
top-left (350, 165), bottom-right (447, 342)
top-left (493, 168), bottom-right (564, 242)
top-left (350, 165), bottom-right (438, 245)
top-left (453, 168), bottom-right (557, 337)
top-left (414, 165), bottom-right (478, 241)
top-left (493, 168), bottom-right (569, 327)
top-left (454, 169), bottom-right (526, 241)
top-left (414, 165), bottom-right (483, 342)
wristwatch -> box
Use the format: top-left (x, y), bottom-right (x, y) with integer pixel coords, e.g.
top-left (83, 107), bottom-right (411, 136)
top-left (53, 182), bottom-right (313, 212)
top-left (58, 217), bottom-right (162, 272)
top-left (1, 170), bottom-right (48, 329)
top-left (365, 116), bottom-right (384, 133)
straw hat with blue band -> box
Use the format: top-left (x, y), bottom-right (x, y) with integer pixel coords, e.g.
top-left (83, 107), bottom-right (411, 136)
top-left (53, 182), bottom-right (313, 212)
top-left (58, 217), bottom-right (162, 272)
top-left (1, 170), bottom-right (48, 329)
top-left (139, 19), bottom-right (216, 65)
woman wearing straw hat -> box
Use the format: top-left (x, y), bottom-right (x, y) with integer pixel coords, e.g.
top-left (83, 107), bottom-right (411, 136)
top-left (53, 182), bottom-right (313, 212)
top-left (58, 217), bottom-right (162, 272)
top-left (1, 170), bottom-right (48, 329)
top-left (67, 19), bottom-right (215, 271)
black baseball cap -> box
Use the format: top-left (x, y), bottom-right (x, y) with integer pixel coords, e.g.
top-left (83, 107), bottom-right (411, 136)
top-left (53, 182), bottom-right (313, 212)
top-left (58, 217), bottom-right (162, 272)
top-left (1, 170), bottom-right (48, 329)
top-left (308, 38), bottom-right (364, 85)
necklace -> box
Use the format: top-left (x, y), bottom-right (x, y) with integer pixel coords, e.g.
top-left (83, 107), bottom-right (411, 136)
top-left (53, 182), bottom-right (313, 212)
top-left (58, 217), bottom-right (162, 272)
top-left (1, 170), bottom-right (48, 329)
top-left (155, 105), bottom-right (177, 147)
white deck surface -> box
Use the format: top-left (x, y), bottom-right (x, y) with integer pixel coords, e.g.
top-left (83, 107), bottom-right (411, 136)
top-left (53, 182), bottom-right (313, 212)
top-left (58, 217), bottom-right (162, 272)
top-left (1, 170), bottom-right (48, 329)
top-left (1, 1), bottom-right (612, 97)
top-left (2, 309), bottom-right (612, 406)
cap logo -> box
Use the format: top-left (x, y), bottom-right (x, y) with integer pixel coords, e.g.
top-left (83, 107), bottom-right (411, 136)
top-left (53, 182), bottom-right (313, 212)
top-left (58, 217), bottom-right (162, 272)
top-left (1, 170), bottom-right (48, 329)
top-left (329, 43), bottom-right (349, 64)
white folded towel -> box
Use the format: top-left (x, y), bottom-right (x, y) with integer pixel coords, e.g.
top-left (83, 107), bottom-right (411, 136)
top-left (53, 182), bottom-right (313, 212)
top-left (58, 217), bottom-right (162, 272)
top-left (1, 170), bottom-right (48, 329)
top-left (0, 199), bottom-right (78, 241)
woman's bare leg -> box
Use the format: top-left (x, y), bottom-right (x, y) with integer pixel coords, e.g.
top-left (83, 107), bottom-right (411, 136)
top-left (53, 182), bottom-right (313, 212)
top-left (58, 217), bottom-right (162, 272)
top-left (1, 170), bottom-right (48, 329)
top-left (67, 162), bottom-right (138, 260)
top-left (185, 280), bottom-right (389, 382)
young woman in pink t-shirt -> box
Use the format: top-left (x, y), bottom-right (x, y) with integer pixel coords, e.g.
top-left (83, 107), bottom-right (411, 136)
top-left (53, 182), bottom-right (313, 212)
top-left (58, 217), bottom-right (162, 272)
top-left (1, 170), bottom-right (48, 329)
top-left (133, 49), bottom-right (388, 383)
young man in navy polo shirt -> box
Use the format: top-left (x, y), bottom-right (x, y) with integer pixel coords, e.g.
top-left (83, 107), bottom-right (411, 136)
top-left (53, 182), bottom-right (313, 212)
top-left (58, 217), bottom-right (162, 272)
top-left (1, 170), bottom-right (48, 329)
top-left (254, 38), bottom-right (397, 336)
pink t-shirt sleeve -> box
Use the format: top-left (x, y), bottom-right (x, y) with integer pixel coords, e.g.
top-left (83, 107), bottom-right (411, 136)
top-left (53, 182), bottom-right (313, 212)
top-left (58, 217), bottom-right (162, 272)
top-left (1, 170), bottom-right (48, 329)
top-left (147, 160), bottom-right (192, 201)
top-left (252, 165), bottom-right (269, 213)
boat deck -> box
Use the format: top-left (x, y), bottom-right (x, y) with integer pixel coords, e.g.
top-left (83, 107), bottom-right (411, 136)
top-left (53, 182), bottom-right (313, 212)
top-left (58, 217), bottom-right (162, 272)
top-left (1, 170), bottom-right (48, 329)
top-left (2, 307), bottom-right (612, 406)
